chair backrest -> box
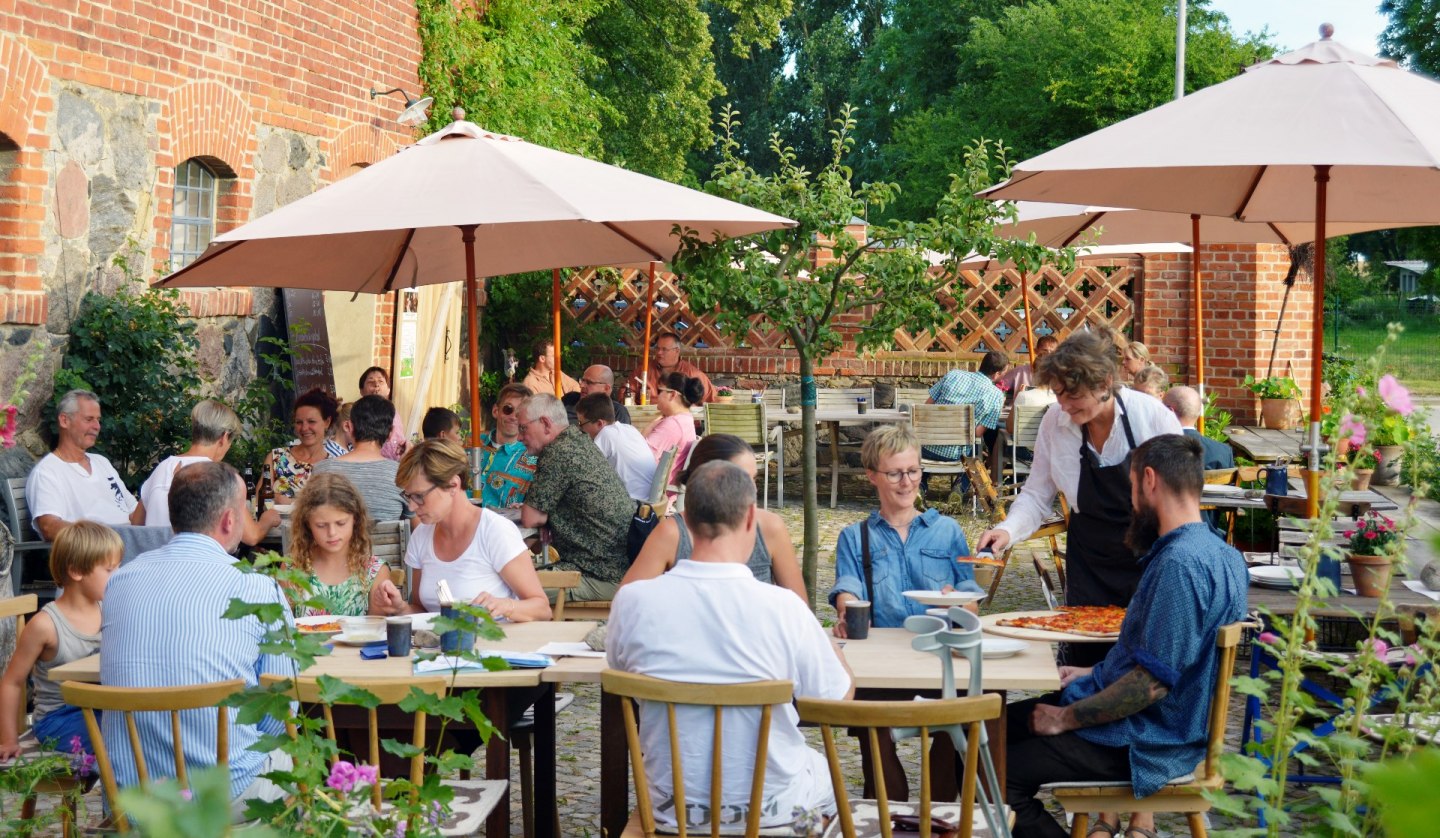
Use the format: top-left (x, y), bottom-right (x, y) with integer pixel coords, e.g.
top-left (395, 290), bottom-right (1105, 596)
top-left (0, 594), bottom-right (38, 734)
top-left (60, 678), bottom-right (246, 832)
top-left (1011, 403), bottom-right (1050, 450)
top-left (2, 477), bottom-right (40, 544)
top-left (629, 404), bottom-right (662, 429)
top-left (911, 403), bottom-right (976, 453)
top-left (537, 569), bottom-right (582, 620)
top-left (1203, 468), bottom-right (1238, 486)
top-left (1266, 494), bottom-right (1372, 521)
top-left (601, 669), bottom-right (793, 838)
top-left (648, 446), bottom-right (679, 506)
top-left (797, 694), bottom-right (1003, 838)
top-left (814, 387), bottom-right (875, 411)
top-left (371, 520), bottom-right (410, 568)
top-left (261, 674), bottom-right (447, 809)
top-left (1199, 622), bottom-right (1249, 780)
top-left (703, 403), bottom-right (767, 448)
top-left (758, 389), bottom-right (786, 414)
top-left (892, 387), bottom-right (931, 409)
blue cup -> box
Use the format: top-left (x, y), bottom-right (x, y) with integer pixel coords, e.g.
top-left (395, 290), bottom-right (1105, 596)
top-left (439, 606), bottom-right (477, 653)
top-left (1265, 464), bottom-right (1289, 496)
top-left (1318, 547), bottom-right (1344, 593)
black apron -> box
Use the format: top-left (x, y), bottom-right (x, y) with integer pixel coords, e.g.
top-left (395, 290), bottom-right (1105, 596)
top-left (1062, 393), bottom-right (1142, 666)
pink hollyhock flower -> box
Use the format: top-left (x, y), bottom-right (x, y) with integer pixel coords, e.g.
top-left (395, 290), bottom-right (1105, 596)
top-left (354, 764), bottom-right (378, 787)
top-left (1357, 385), bottom-right (1367, 398)
top-left (1379, 375), bottom-right (1415, 416)
top-left (1258, 631), bottom-right (1280, 645)
top-left (1338, 413), bottom-right (1367, 448)
top-left (0, 405), bottom-right (16, 449)
top-left (1372, 639), bottom-right (1389, 656)
top-left (326, 760), bottom-right (360, 793)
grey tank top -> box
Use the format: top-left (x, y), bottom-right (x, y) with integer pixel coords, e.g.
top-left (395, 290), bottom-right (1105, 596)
top-left (33, 602), bottom-right (102, 721)
top-left (672, 515), bottom-right (774, 584)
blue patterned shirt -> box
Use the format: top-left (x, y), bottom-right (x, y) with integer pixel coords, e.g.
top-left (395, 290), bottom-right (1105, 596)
top-left (1062, 522), bottom-right (1247, 797)
top-left (479, 432), bottom-right (538, 508)
top-left (100, 533), bottom-right (296, 800)
top-left (927, 371), bottom-right (1004, 459)
top-left (828, 509), bottom-right (984, 627)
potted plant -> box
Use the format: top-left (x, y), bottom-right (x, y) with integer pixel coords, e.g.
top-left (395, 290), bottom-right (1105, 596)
top-left (1244, 374), bottom-right (1302, 430)
top-left (1343, 512), bottom-right (1400, 597)
top-left (1350, 450), bottom-right (1377, 491)
top-left (715, 385), bottom-right (734, 403)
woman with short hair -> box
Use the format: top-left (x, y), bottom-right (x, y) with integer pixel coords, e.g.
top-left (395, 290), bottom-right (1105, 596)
top-left (313, 395), bottom-right (410, 523)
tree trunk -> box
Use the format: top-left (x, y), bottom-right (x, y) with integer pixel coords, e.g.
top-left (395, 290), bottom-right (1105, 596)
top-left (797, 350), bottom-right (821, 611)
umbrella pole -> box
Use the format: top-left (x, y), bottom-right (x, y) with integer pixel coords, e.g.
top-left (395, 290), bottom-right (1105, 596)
top-left (1306, 166), bottom-right (1331, 518)
top-left (1020, 269), bottom-right (1036, 368)
top-left (1192, 214), bottom-right (1205, 434)
top-left (462, 225), bottom-right (483, 448)
top-left (640, 261), bottom-right (657, 405)
top-left (552, 268), bottom-right (563, 398)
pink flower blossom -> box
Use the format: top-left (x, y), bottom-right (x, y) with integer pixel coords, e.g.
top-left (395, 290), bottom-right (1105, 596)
top-left (0, 405), bottom-right (16, 449)
top-left (1343, 530), bottom-right (1355, 539)
top-left (1379, 375), bottom-right (1415, 416)
top-left (1366, 531), bottom-right (1378, 540)
top-left (1258, 631), bottom-right (1280, 645)
top-left (1338, 413), bottom-right (1367, 448)
top-left (326, 760), bottom-right (360, 793)
top-left (354, 764), bottom-right (378, 787)
top-left (1372, 639), bottom-right (1389, 657)
top-left (1357, 385), bottom-right (1368, 398)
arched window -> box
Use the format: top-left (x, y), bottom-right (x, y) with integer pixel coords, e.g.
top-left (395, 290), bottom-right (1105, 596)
top-left (170, 158), bottom-right (219, 268)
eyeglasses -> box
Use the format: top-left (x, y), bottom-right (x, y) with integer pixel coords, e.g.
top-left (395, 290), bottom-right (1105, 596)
top-left (580, 378), bottom-right (606, 389)
top-left (517, 416), bottom-right (543, 430)
top-left (578, 417), bottom-right (599, 428)
top-left (402, 484), bottom-right (442, 507)
top-left (876, 468), bottom-right (923, 484)
top-left (657, 388), bottom-right (679, 397)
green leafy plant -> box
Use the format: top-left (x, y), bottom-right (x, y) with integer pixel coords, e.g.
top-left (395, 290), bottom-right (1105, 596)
top-left (0, 741), bottom-right (91, 836)
top-left (52, 244), bottom-right (201, 488)
top-left (1200, 391), bottom-right (1232, 443)
top-left (1351, 450), bottom-right (1379, 470)
top-left (1243, 374), bottom-right (1301, 400)
top-left (224, 327), bottom-right (303, 476)
top-left (1344, 511), bottom-right (1401, 557)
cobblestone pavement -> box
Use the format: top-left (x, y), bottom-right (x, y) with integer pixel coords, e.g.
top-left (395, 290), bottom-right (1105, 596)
top-left (10, 476), bottom-right (1332, 835)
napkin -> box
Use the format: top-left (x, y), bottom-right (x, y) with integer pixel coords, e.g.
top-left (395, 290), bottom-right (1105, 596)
top-left (413, 651), bottom-right (555, 674)
top-left (536, 641), bottom-right (607, 659)
top-left (1403, 580), bottom-right (1440, 602)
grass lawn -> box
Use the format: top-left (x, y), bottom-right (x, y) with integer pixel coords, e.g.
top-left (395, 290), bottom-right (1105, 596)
top-left (1330, 316), bottom-right (1440, 394)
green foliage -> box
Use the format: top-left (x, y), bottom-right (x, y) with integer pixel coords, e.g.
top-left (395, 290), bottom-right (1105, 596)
top-left (0, 747), bottom-right (88, 836)
top-left (53, 246), bottom-right (201, 488)
top-left (673, 104), bottom-right (1058, 603)
top-left (117, 767), bottom-right (279, 838)
top-left (224, 327), bottom-right (302, 476)
top-left (482, 269), bottom-right (627, 384)
top-left (1243, 374), bottom-right (1301, 400)
top-left (1200, 391), bottom-right (1232, 443)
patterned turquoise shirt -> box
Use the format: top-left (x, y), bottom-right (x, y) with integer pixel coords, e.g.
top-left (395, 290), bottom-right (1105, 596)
top-left (479, 431), bottom-right (537, 508)
top-left (1062, 522), bottom-right (1247, 797)
top-left (828, 508), bottom-right (983, 627)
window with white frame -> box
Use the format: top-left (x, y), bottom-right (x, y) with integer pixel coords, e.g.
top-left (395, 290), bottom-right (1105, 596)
top-left (170, 158), bottom-right (219, 268)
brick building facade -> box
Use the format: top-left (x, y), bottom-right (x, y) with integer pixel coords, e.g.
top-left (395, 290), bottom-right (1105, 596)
top-left (0, 0), bottom-right (421, 443)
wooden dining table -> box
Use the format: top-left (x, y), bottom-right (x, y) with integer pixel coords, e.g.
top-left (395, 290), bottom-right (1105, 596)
top-left (548, 625), bottom-right (1062, 837)
top-left (50, 620), bottom-right (597, 838)
top-left (1226, 424), bottom-right (1307, 464)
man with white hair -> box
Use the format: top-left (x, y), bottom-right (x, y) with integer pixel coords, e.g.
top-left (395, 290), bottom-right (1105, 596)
top-left (1160, 386), bottom-right (1234, 470)
top-left (27, 389), bottom-right (145, 541)
top-left (518, 393), bottom-right (634, 602)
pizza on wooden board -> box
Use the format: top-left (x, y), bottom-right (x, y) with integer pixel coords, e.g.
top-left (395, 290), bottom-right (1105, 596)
top-left (996, 606), bottom-right (1126, 637)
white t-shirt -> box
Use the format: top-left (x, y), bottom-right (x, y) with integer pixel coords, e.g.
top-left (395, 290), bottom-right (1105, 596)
top-left (404, 509), bottom-right (530, 613)
top-left (26, 452), bottom-right (137, 531)
top-left (608, 561), bottom-right (851, 829)
top-left (140, 455), bottom-right (211, 528)
top-left (595, 422), bottom-right (656, 502)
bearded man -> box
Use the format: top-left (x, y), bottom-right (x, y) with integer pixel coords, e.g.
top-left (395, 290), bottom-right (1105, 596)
top-left (1000, 434), bottom-right (1247, 838)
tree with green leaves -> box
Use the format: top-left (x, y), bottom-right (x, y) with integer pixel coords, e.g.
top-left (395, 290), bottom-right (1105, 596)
top-left (674, 105), bottom-right (1056, 607)
top-left (1380, 0), bottom-right (1440, 289)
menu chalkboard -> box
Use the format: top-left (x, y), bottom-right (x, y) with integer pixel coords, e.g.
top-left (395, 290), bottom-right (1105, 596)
top-left (280, 289), bottom-right (335, 396)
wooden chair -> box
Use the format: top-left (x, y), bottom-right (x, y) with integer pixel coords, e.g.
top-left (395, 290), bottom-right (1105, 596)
top-left (649, 445), bottom-right (680, 506)
top-left (371, 519), bottom-right (410, 569)
top-left (3, 594), bottom-right (83, 837)
top-left (1047, 622), bottom-right (1250, 838)
top-left (261, 674), bottom-right (505, 835)
top-left (705, 402), bottom-right (779, 508)
top-left (602, 669), bottom-right (794, 837)
top-left (1004, 403), bottom-right (1051, 498)
top-left (3, 477), bottom-right (50, 598)
top-left (796, 693), bottom-right (1007, 838)
top-left (538, 569), bottom-right (582, 621)
top-left (892, 387), bottom-right (931, 409)
top-left (1202, 468), bottom-right (1239, 541)
top-left (59, 679), bottom-right (246, 833)
top-left (911, 403), bottom-right (977, 484)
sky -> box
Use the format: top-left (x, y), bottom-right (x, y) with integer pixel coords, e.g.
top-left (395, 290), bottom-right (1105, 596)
top-left (1208, 0), bottom-right (1389, 56)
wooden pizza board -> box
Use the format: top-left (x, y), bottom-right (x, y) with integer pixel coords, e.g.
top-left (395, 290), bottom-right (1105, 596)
top-left (980, 610), bottom-right (1120, 643)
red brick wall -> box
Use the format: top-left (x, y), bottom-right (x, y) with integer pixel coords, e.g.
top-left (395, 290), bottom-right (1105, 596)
top-left (1139, 243), bottom-right (1316, 424)
top-left (0, 2), bottom-right (420, 323)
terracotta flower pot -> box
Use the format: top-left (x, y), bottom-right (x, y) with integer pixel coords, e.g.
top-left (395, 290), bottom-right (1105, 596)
top-left (715, 394), bottom-right (734, 403)
top-left (1351, 468), bottom-right (1375, 491)
top-left (1260, 398), bottom-right (1298, 430)
top-left (1374, 445), bottom-right (1404, 486)
top-left (1346, 552), bottom-right (1393, 597)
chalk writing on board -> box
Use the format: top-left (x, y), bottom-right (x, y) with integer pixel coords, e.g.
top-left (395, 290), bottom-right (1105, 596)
top-left (281, 289), bottom-right (335, 396)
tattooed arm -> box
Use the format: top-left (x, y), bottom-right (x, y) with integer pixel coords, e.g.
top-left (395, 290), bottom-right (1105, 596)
top-left (1029, 666), bottom-right (1169, 736)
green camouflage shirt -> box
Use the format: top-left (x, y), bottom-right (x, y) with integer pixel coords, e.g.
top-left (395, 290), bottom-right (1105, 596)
top-left (526, 424), bottom-right (634, 583)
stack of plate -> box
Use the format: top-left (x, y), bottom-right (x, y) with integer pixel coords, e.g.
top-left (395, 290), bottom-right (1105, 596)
top-left (1248, 565), bottom-right (1303, 590)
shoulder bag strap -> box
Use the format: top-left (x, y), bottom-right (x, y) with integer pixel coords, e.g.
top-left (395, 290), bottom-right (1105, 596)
top-left (861, 522), bottom-right (875, 626)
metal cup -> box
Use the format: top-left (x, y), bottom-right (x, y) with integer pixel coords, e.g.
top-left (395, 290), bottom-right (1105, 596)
top-left (386, 616), bottom-right (412, 657)
top-left (751, 392), bottom-right (763, 404)
top-left (844, 600), bottom-right (871, 640)
top-left (439, 606), bottom-right (477, 653)
top-left (856, 397), bottom-right (868, 415)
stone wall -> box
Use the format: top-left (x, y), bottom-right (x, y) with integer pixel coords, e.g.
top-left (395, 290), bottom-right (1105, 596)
top-left (0, 3), bottom-right (423, 448)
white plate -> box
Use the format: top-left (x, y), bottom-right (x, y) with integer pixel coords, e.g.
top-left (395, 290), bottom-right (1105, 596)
top-left (410, 612), bottom-right (440, 633)
top-left (332, 632), bottom-right (386, 646)
top-left (903, 590), bottom-right (986, 607)
top-left (294, 616), bottom-right (343, 637)
top-left (1249, 566), bottom-right (1303, 589)
top-left (1361, 713), bottom-right (1440, 744)
top-left (981, 638), bottom-right (1029, 659)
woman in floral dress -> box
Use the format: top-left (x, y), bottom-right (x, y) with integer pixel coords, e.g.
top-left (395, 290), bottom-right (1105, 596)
top-left (284, 472), bottom-right (383, 617)
top-left (266, 388), bottom-right (346, 503)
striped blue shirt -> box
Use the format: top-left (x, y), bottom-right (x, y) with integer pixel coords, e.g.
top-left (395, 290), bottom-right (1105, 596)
top-left (100, 533), bottom-right (296, 799)
top-left (927, 370), bottom-right (1004, 459)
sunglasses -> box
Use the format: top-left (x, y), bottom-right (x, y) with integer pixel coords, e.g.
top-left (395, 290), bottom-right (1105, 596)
top-left (499, 404), bottom-right (517, 415)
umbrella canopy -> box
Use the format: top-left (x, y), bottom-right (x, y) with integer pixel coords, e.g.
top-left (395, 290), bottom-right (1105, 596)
top-left (158, 118), bottom-right (794, 442)
top-left (982, 27), bottom-right (1440, 510)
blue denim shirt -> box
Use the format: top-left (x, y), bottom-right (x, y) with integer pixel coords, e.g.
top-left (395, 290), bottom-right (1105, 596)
top-left (1062, 522), bottom-right (1247, 797)
top-left (828, 508), bottom-right (984, 627)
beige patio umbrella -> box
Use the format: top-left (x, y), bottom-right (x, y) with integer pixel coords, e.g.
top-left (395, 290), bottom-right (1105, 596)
top-left (982, 27), bottom-right (1440, 513)
top-left (159, 116), bottom-right (794, 444)
top-left (991, 201), bottom-right (1417, 396)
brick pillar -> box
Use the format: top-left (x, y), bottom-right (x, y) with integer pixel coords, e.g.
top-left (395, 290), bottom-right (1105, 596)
top-left (1139, 242), bottom-right (1314, 424)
